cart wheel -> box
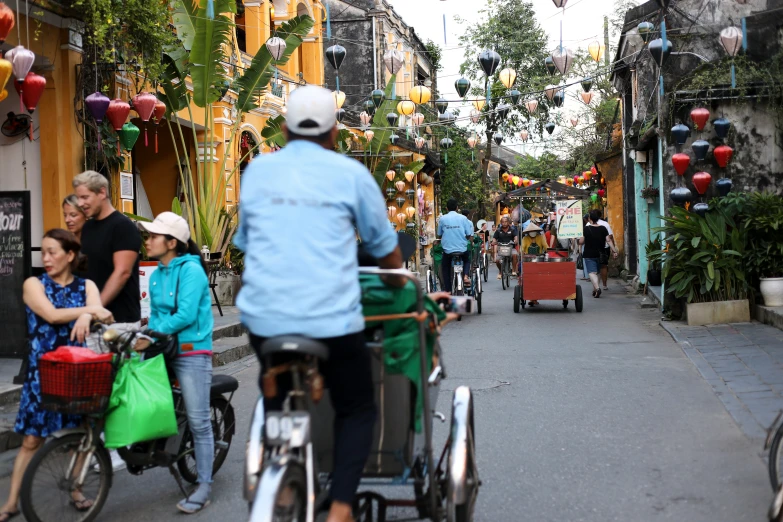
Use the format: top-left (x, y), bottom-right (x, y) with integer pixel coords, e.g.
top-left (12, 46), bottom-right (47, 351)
top-left (575, 285), bottom-right (583, 313)
top-left (446, 386), bottom-right (478, 522)
top-left (513, 286), bottom-right (520, 313)
top-left (563, 300), bottom-right (568, 309)
top-left (476, 290), bottom-right (482, 315)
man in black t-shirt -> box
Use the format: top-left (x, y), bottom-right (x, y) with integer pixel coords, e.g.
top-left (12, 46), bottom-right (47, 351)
top-left (73, 171), bottom-right (141, 324)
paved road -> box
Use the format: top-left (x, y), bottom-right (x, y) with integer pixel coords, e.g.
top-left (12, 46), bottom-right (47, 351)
top-left (0, 275), bottom-right (771, 521)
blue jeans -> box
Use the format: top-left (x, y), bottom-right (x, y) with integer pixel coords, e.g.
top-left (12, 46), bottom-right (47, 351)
top-left (171, 355), bottom-right (214, 485)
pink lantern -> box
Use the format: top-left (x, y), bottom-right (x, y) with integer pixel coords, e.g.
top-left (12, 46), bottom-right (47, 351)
top-left (10, 46), bottom-right (34, 113)
top-left (467, 136), bottom-right (477, 148)
top-left (580, 92), bottom-right (594, 104)
top-left (365, 130), bottom-right (375, 142)
top-left (411, 112), bottom-right (425, 126)
top-left (414, 136), bottom-right (425, 149)
top-left (470, 109), bottom-right (481, 124)
top-left (544, 85), bottom-right (558, 102)
top-left (395, 180), bottom-right (405, 192)
top-left (524, 99), bottom-right (538, 114)
top-left (359, 111), bottom-right (372, 127)
top-left (132, 92), bottom-right (157, 146)
top-left (570, 117), bottom-right (579, 127)
top-left (519, 129), bottom-right (529, 142)
top-left (387, 205), bottom-right (397, 218)
top-left (395, 213), bottom-right (406, 224)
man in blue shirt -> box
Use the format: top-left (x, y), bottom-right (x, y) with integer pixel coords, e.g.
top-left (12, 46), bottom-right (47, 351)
top-left (437, 198), bottom-right (473, 292)
top-left (234, 85), bottom-right (401, 522)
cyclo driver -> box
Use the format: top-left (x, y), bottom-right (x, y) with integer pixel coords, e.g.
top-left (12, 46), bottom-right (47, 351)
top-left (437, 198), bottom-right (473, 293)
top-left (492, 215), bottom-right (519, 278)
top-left (233, 86), bottom-right (402, 522)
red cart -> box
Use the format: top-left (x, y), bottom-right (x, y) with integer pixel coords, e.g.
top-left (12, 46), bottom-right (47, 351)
top-left (513, 257), bottom-right (583, 312)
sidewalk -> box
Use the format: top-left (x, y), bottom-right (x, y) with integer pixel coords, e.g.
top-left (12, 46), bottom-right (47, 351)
top-left (662, 320), bottom-right (783, 441)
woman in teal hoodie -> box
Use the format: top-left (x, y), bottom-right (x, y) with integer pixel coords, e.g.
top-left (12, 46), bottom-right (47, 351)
top-left (139, 212), bottom-right (214, 514)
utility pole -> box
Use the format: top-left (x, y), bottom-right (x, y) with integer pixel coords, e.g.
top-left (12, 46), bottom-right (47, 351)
top-left (604, 16), bottom-right (610, 67)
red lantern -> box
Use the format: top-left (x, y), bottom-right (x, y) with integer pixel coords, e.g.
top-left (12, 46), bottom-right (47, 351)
top-left (713, 145), bottom-right (734, 168)
top-left (692, 172), bottom-right (712, 195)
top-left (106, 98), bottom-right (130, 154)
top-left (0, 3), bottom-right (14, 44)
top-left (597, 189), bottom-right (605, 197)
top-left (573, 175), bottom-right (579, 184)
top-left (690, 107), bottom-right (710, 131)
top-left (590, 166), bottom-right (597, 175)
top-left (672, 153), bottom-right (690, 176)
top-left (132, 92), bottom-right (157, 147)
top-left (152, 100), bottom-right (166, 153)
top-left (21, 72), bottom-right (45, 113)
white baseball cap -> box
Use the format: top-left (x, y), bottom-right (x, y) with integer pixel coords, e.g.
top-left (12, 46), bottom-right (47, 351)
top-left (285, 85), bottom-right (336, 136)
top-left (138, 212), bottom-right (190, 244)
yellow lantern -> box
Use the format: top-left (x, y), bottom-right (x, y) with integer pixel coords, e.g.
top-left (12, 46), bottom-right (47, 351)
top-left (498, 67), bottom-right (516, 89)
top-left (404, 170), bottom-right (415, 182)
top-left (333, 90), bottom-right (346, 109)
top-left (409, 85), bottom-right (431, 105)
top-left (0, 89), bottom-right (7, 103)
top-left (577, 176), bottom-right (585, 184)
top-left (502, 173), bottom-right (510, 182)
top-left (471, 98), bottom-right (486, 111)
top-left (511, 175), bottom-right (520, 186)
top-left (522, 178), bottom-right (530, 187)
top-left (396, 100), bottom-right (415, 116)
top-left (0, 59), bottom-right (10, 94)
top-left (406, 206), bottom-right (416, 219)
top-left (588, 41), bottom-right (605, 63)
top-left (386, 170), bottom-right (395, 181)
top-left (583, 170), bottom-right (592, 181)
top-left (566, 178), bottom-right (574, 186)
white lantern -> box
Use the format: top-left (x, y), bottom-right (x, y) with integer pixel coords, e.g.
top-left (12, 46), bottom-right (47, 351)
top-left (498, 67), bottom-right (517, 89)
top-left (551, 47), bottom-right (575, 76)
top-left (411, 112), bottom-right (425, 126)
top-left (414, 136), bottom-right (426, 149)
top-left (719, 26), bottom-right (743, 56)
top-left (365, 130), bottom-right (375, 142)
top-left (383, 49), bottom-right (404, 74)
top-left (519, 129), bottom-right (529, 142)
top-left (359, 112), bottom-right (372, 127)
top-left (333, 90), bottom-right (346, 109)
top-left (470, 109), bottom-right (481, 124)
top-left (552, 0), bottom-right (567, 7)
top-left (266, 37), bottom-right (287, 61)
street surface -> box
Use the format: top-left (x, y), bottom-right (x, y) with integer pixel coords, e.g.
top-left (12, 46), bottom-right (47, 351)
top-left (0, 275), bottom-right (771, 520)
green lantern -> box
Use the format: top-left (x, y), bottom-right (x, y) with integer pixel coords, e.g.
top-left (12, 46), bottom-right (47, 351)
top-left (371, 89), bottom-right (385, 109)
top-left (118, 122), bottom-right (140, 151)
top-left (509, 89), bottom-right (522, 106)
top-left (590, 193), bottom-right (598, 202)
top-left (455, 77), bottom-right (471, 98)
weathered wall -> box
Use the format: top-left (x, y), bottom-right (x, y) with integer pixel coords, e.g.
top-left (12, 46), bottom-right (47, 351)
top-left (597, 152), bottom-right (625, 258)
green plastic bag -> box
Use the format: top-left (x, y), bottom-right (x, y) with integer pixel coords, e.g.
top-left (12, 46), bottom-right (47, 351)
top-left (104, 354), bottom-right (178, 449)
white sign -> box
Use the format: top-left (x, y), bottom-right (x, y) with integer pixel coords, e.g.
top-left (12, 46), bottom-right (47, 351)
top-left (555, 200), bottom-right (583, 239)
top-left (139, 261), bottom-right (158, 319)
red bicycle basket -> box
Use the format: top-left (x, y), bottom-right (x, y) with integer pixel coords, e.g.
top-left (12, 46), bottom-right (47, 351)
top-left (39, 347), bottom-right (115, 415)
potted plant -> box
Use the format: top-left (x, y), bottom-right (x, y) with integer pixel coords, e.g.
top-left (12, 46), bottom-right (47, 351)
top-left (653, 206), bottom-right (749, 325)
top-left (738, 192), bottom-right (783, 306)
top-left (645, 237), bottom-right (662, 286)
top-left (641, 186), bottom-right (659, 205)
top-left (212, 244), bottom-right (244, 307)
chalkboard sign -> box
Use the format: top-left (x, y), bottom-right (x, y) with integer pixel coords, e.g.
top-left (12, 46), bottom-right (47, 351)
top-left (0, 191), bottom-right (31, 358)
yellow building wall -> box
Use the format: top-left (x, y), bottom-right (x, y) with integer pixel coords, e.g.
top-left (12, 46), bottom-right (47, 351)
top-left (597, 153), bottom-right (625, 257)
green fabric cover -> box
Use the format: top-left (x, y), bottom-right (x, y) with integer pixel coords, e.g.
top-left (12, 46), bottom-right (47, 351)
top-left (104, 354), bottom-right (178, 448)
top-left (360, 274), bottom-right (446, 432)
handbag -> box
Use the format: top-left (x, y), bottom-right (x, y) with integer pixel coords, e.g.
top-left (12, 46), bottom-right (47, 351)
top-left (576, 252), bottom-right (584, 270)
top-left (144, 274), bottom-right (180, 362)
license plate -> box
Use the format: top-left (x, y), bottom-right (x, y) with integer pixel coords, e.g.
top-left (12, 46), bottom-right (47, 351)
top-left (265, 412), bottom-right (310, 448)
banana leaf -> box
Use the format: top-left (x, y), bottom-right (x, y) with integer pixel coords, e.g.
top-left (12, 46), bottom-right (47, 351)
top-left (172, 0), bottom-right (198, 51)
top-left (190, 0), bottom-right (235, 107)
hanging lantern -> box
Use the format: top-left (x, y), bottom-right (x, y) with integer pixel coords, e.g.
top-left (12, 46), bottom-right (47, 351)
top-left (590, 193), bottom-right (599, 202)
top-left (493, 132), bottom-right (503, 145)
top-left (151, 99), bottom-right (166, 153)
top-left (714, 118), bottom-right (731, 139)
top-left (690, 107), bottom-right (710, 131)
top-left (85, 91), bottom-right (111, 150)
top-left (396, 213), bottom-right (406, 225)
top-left (409, 85), bottom-right (431, 105)
top-left (477, 49), bottom-right (501, 76)
top-left (411, 112), bottom-right (425, 126)
top-left (499, 67), bottom-right (517, 89)
top-left (414, 136), bottom-right (425, 149)
top-left (440, 137), bottom-right (454, 149)
top-left (522, 178), bottom-right (531, 187)
top-left (406, 206), bottom-right (416, 219)
top-left (508, 89), bottom-right (522, 106)
top-left (672, 153), bottom-right (690, 176)
top-left (467, 135), bottom-right (477, 148)
top-left (597, 189), bottom-right (606, 198)
top-left (519, 129), bottom-right (529, 142)
top-left (583, 170), bottom-right (592, 181)
top-left (396, 100), bottom-right (415, 116)
top-left (570, 116), bottom-right (579, 127)
top-left (692, 172), bottom-right (712, 195)
top-left (11, 46), bottom-right (33, 83)
top-left (325, 45), bottom-right (346, 70)
top-left (387, 205), bottom-right (397, 218)
top-left (587, 41), bottom-right (605, 63)
top-left (117, 122), bottom-right (140, 152)
top-left (502, 173), bottom-right (510, 183)
top-left (389, 134), bottom-right (399, 145)
top-left (266, 36), bottom-right (287, 61)
top-left (551, 47), bottom-right (575, 76)
top-left (0, 3), bottom-right (14, 44)
top-left (637, 21), bottom-right (655, 43)
top-left (545, 122), bottom-right (556, 135)
top-left (552, 89), bottom-right (565, 107)
top-left (386, 170), bottom-right (396, 182)
top-left (552, 0), bottom-right (567, 7)
top-left (511, 175), bottom-right (520, 186)
top-left (472, 98), bottom-right (486, 111)
top-left (470, 108), bottom-right (481, 124)
top-left (544, 84), bottom-right (558, 102)
top-left (439, 110), bottom-right (455, 125)
top-left (371, 89), bottom-right (385, 109)
top-left (385, 187), bottom-right (396, 199)
top-left (386, 112), bottom-right (398, 127)
top-left (670, 187), bottom-right (693, 207)
top-left (691, 140), bottom-right (710, 161)
top-left (692, 202), bottom-right (709, 217)
top-left (0, 58), bottom-right (10, 95)
top-left (455, 77), bottom-right (471, 98)
top-left (671, 123), bottom-right (691, 145)
top-left (544, 56), bottom-right (557, 76)
top-left (714, 145), bottom-right (734, 168)
top-left (365, 130), bottom-right (375, 142)
top-left (359, 111), bottom-right (372, 127)
top-left (363, 99), bottom-right (376, 116)
top-left (383, 49), bottom-right (404, 74)
top-left (524, 99), bottom-right (539, 114)
top-left (719, 26), bottom-right (743, 56)
top-left (577, 176), bottom-right (585, 184)
top-left (580, 92), bottom-right (594, 105)
top-left (20, 72), bottom-right (44, 113)
top-left (404, 171), bottom-right (415, 183)
top-left (648, 38), bottom-right (673, 67)
top-left (435, 97), bottom-right (449, 114)
top-left (395, 180), bottom-right (405, 192)
top-left (581, 77), bottom-right (593, 93)
top-left (335, 108), bottom-right (346, 123)
top-left (331, 90), bottom-right (346, 109)
top-left (396, 197), bottom-right (406, 208)
top-left (131, 92), bottom-right (156, 146)
top-left (106, 98), bottom-right (130, 131)
top-left (497, 103), bottom-right (511, 119)
top-left (716, 178), bottom-right (733, 197)
top-left (566, 178), bottom-right (574, 186)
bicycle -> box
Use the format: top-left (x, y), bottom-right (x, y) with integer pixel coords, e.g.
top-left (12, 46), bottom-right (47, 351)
top-left (451, 256), bottom-right (466, 296)
top-left (468, 264), bottom-right (482, 315)
top-left (497, 242), bottom-right (514, 290)
top-left (765, 411), bottom-right (783, 520)
top-left (426, 265), bottom-right (439, 293)
top-left (20, 326), bottom-right (237, 522)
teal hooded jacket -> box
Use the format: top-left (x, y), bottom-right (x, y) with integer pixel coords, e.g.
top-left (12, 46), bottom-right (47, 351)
top-left (148, 254), bottom-right (213, 355)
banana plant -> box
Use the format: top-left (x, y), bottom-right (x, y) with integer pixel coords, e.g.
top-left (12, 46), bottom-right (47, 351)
top-left (157, 0), bottom-right (314, 254)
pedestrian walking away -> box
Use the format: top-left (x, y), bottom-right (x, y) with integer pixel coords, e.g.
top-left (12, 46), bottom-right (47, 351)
top-left (596, 216), bottom-right (615, 291)
top-left (137, 212), bottom-right (216, 514)
top-left (578, 210), bottom-right (618, 298)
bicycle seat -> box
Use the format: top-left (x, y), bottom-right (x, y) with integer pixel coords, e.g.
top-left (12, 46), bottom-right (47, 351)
top-left (260, 336), bottom-right (329, 361)
top-left (211, 374), bottom-right (239, 395)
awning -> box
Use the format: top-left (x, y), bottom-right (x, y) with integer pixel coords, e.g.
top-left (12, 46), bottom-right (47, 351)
top-left (494, 178), bottom-right (590, 204)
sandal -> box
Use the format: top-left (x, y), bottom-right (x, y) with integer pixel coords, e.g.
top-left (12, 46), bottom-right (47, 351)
top-left (177, 499), bottom-right (211, 514)
top-left (595, 289), bottom-right (602, 298)
top-left (70, 498), bottom-right (93, 512)
top-left (0, 511), bottom-right (19, 521)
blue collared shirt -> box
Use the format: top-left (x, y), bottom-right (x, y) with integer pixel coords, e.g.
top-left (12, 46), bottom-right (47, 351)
top-left (233, 140), bottom-right (398, 338)
top-left (438, 211), bottom-right (473, 254)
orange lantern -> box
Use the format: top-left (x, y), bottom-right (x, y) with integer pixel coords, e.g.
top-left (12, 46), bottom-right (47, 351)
top-left (577, 176), bottom-right (585, 184)
top-left (511, 175), bottom-right (520, 186)
top-left (404, 170), bottom-right (415, 182)
top-left (566, 178), bottom-right (574, 186)
top-left (502, 173), bottom-right (510, 182)
top-left (406, 206), bottom-right (416, 219)
top-left (386, 170), bottom-right (395, 181)
top-left (583, 170), bottom-right (592, 181)
top-left (522, 178), bottom-right (530, 187)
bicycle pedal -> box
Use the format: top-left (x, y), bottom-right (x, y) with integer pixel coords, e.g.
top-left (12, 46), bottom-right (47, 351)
top-left (215, 441), bottom-right (229, 450)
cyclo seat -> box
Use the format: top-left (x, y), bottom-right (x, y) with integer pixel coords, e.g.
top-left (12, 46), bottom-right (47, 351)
top-left (211, 374), bottom-right (239, 395)
top-left (260, 335), bottom-right (329, 361)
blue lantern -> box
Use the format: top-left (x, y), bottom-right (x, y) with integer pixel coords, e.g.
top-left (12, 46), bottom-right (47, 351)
top-left (671, 123), bottom-right (691, 146)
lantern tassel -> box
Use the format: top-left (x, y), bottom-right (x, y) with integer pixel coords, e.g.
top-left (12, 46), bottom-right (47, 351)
top-left (730, 62), bottom-right (736, 89)
top-left (206, 0), bottom-right (214, 19)
top-left (18, 85), bottom-right (22, 114)
top-left (28, 121), bottom-right (32, 141)
top-left (97, 128), bottom-right (102, 151)
top-left (155, 128), bottom-right (159, 153)
top-left (144, 125), bottom-right (149, 147)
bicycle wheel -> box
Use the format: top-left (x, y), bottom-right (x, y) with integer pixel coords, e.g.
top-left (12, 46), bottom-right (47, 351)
top-left (178, 396), bottom-right (236, 483)
top-left (21, 433), bottom-right (112, 522)
top-left (249, 461), bottom-right (307, 522)
top-left (482, 256), bottom-right (488, 282)
top-left (426, 269), bottom-right (433, 293)
top-left (500, 259), bottom-right (507, 290)
top-left (769, 423), bottom-right (783, 490)
top-left (446, 387), bottom-right (479, 522)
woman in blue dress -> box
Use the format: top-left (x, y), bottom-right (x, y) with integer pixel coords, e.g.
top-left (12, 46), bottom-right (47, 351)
top-left (0, 229), bottom-right (113, 521)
